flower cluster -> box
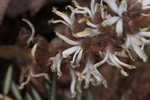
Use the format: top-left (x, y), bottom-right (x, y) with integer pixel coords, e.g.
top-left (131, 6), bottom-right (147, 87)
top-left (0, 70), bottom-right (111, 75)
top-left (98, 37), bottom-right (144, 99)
top-left (49, 0), bottom-right (150, 97)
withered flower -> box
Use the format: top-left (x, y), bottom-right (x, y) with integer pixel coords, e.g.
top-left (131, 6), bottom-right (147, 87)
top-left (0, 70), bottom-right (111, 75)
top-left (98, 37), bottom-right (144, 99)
top-left (50, 0), bottom-right (150, 97)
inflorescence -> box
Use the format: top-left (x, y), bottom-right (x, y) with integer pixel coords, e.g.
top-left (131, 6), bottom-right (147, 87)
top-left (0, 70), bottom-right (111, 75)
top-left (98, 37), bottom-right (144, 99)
top-left (49, 0), bottom-right (150, 97)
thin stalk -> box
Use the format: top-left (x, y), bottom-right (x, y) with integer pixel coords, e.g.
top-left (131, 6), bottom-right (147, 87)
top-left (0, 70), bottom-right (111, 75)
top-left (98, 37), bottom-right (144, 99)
top-left (11, 82), bottom-right (23, 100)
top-left (50, 73), bottom-right (56, 100)
top-left (31, 86), bottom-right (42, 100)
top-left (3, 65), bottom-right (13, 95)
top-left (87, 89), bottom-right (93, 100)
top-left (75, 93), bottom-right (82, 100)
top-left (44, 81), bottom-right (51, 100)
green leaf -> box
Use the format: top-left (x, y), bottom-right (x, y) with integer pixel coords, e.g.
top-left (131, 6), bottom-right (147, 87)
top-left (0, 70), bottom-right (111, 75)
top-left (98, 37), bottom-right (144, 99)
top-left (50, 73), bottom-right (56, 100)
top-left (26, 92), bottom-right (33, 100)
top-left (11, 82), bottom-right (23, 100)
top-left (44, 81), bottom-right (51, 100)
top-left (31, 86), bottom-right (42, 100)
top-left (87, 89), bottom-right (93, 100)
top-left (75, 93), bottom-right (82, 100)
top-left (121, 95), bottom-right (125, 100)
top-left (3, 65), bottom-right (13, 95)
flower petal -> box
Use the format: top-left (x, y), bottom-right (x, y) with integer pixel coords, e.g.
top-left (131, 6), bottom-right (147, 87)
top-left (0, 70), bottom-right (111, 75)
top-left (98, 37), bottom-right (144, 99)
top-left (93, 51), bottom-right (109, 68)
top-left (73, 28), bottom-right (99, 38)
top-left (76, 49), bottom-right (83, 64)
top-left (132, 43), bottom-right (147, 62)
top-left (52, 7), bottom-right (72, 25)
top-left (56, 32), bottom-right (79, 45)
top-left (49, 19), bottom-right (69, 26)
top-left (91, 0), bottom-right (97, 15)
top-left (55, 53), bottom-right (63, 77)
top-left (116, 18), bottom-right (123, 37)
top-left (72, 0), bottom-right (92, 17)
top-left (142, 0), bottom-right (150, 6)
top-left (104, 0), bottom-right (118, 13)
top-left (90, 67), bottom-right (103, 85)
top-left (102, 16), bottom-right (120, 26)
top-left (138, 31), bottom-right (150, 37)
top-left (70, 70), bottom-right (77, 97)
top-left (71, 47), bottom-right (81, 64)
top-left (63, 46), bottom-right (81, 58)
top-left (84, 72), bottom-right (91, 88)
top-left (112, 54), bottom-right (136, 69)
top-left (118, 0), bottom-right (127, 16)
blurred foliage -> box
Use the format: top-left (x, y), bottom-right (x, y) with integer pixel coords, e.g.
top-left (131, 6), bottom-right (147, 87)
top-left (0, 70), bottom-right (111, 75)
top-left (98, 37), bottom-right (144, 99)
top-left (0, 65), bottom-right (57, 100)
top-left (0, 65), bottom-right (95, 100)
top-left (87, 89), bottom-right (93, 100)
top-left (3, 65), bottom-right (13, 95)
top-left (121, 95), bottom-right (126, 100)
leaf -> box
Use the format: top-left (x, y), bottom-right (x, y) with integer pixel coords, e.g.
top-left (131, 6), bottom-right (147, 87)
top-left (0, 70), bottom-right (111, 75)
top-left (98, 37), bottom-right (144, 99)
top-left (31, 86), bottom-right (42, 100)
top-left (26, 92), bottom-right (33, 100)
top-left (87, 89), bottom-right (93, 100)
top-left (11, 82), bottom-right (23, 100)
top-left (3, 65), bottom-right (13, 95)
top-left (44, 81), bottom-right (51, 100)
top-left (50, 73), bottom-right (56, 100)
top-left (75, 93), bottom-right (82, 100)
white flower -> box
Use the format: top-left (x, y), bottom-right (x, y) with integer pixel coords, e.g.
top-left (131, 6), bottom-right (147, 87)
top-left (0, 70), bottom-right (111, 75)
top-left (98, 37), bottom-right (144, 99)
top-left (124, 28), bottom-right (150, 62)
top-left (78, 59), bottom-right (107, 89)
top-left (56, 32), bottom-right (83, 67)
top-left (102, 0), bottom-right (127, 36)
top-left (49, 53), bottom-right (63, 77)
top-left (94, 49), bottom-right (136, 76)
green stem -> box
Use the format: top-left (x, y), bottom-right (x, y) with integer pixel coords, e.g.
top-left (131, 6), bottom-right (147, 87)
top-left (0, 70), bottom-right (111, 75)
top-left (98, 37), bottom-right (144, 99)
top-left (87, 89), bottom-right (93, 100)
top-left (50, 73), bottom-right (56, 100)
top-left (75, 93), bottom-right (82, 100)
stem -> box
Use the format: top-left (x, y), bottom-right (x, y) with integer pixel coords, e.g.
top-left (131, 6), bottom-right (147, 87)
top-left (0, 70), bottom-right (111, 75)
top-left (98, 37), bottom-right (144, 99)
top-left (75, 93), bottom-right (82, 100)
top-left (50, 73), bottom-right (56, 100)
top-left (87, 89), bottom-right (93, 100)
